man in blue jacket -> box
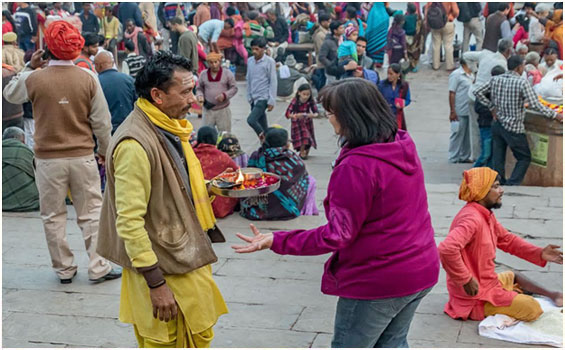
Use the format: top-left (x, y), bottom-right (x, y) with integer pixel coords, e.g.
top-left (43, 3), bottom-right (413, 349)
top-left (117, 2), bottom-right (143, 28)
top-left (94, 52), bottom-right (136, 134)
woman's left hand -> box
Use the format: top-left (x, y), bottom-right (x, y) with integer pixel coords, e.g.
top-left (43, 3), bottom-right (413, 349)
top-left (232, 224), bottom-right (274, 253)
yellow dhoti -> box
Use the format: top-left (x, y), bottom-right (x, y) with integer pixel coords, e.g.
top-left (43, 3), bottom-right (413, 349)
top-left (120, 266), bottom-right (228, 348)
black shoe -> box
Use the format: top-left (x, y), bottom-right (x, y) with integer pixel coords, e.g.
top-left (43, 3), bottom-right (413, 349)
top-left (60, 271), bottom-right (77, 284)
top-left (89, 268), bottom-right (122, 283)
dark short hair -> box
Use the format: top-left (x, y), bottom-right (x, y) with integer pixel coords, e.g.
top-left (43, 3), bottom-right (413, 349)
top-left (319, 13), bottom-right (331, 23)
top-left (389, 62), bottom-right (402, 75)
top-left (515, 14), bottom-right (529, 31)
top-left (250, 36), bottom-right (267, 48)
top-left (491, 65), bottom-right (506, 76)
top-left (97, 34), bottom-right (105, 46)
top-left (224, 18), bottom-right (234, 28)
top-left (507, 55), bottom-right (524, 70)
top-left (407, 3), bottom-right (417, 14)
top-left (498, 2), bottom-right (510, 11)
top-left (126, 18), bottom-right (135, 25)
top-left (248, 10), bottom-right (259, 20)
top-left (544, 47), bottom-right (558, 56)
top-left (319, 79), bottom-right (397, 148)
top-left (547, 40), bottom-right (560, 51)
top-left (330, 20), bottom-right (343, 34)
top-left (346, 5), bottom-right (357, 18)
top-left (169, 16), bottom-right (184, 26)
top-left (197, 126), bottom-right (218, 145)
top-left (264, 128), bottom-right (288, 149)
top-left (393, 13), bottom-right (405, 24)
top-left (135, 51), bottom-right (193, 102)
top-left (124, 40), bottom-right (135, 52)
top-left (82, 32), bottom-right (99, 46)
top-left (226, 6), bottom-right (236, 16)
top-left (356, 36), bottom-right (368, 44)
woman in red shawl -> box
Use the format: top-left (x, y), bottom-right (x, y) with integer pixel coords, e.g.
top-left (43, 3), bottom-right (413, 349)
top-left (193, 126), bottom-right (239, 218)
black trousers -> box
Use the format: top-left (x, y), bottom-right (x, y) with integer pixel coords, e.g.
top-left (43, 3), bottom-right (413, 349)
top-left (247, 100), bottom-right (269, 136)
top-left (491, 121), bottom-right (531, 185)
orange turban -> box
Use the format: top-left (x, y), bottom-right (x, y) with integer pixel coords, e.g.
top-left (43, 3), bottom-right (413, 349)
top-left (206, 52), bottom-right (222, 62)
top-left (45, 20), bottom-right (84, 61)
top-left (458, 167), bottom-right (499, 202)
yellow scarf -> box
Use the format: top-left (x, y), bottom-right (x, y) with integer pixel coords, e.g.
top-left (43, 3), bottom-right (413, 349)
top-left (137, 98), bottom-right (216, 231)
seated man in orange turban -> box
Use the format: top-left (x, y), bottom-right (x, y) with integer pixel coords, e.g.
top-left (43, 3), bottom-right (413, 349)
top-left (438, 167), bottom-right (562, 322)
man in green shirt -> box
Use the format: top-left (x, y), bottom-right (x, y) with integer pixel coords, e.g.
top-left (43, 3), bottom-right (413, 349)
top-left (170, 17), bottom-right (199, 75)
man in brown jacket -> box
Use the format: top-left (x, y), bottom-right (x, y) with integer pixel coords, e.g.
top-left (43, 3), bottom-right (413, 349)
top-left (97, 51), bottom-right (227, 347)
top-left (3, 21), bottom-right (121, 284)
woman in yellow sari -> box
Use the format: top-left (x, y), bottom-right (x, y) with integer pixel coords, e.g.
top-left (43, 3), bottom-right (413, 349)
top-left (545, 9), bottom-right (563, 59)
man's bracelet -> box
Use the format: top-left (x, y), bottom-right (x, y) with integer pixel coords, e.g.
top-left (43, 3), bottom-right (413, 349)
top-left (148, 280), bottom-right (166, 289)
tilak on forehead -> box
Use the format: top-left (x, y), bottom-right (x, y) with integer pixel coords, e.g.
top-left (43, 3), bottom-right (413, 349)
top-left (181, 73), bottom-right (194, 85)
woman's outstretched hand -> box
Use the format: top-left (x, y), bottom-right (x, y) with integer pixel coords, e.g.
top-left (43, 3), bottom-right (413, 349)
top-left (232, 224), bottom-right (273, 253)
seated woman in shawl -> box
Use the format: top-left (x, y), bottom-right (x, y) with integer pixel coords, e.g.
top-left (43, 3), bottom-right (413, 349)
top-left (193, 126), bottom-right (239, 218)
top-left (218, 132), bottom-right (249, 168)
top-left (240, 128), bottom-right (309, 221)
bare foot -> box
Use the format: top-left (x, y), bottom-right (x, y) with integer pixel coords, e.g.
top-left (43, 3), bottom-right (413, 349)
top-left (551, 292), bottom-right (563, 307)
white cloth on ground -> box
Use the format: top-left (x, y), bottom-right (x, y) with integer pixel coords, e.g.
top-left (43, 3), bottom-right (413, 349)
top-left (478, 297), bottom-right (563, 348)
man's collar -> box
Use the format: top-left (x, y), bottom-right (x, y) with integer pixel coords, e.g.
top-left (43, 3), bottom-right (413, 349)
top-left (459, 67), bottom-right (473, 76)
top-left (48, 60), bottom-right (74, 66)
top-left (99, 68), bottom-right (118, 74)
top-left (467, 201), bottom-right (493, 219)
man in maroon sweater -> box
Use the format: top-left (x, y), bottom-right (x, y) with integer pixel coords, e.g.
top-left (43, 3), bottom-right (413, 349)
top-left (196, 52), bottom-right (238, 133)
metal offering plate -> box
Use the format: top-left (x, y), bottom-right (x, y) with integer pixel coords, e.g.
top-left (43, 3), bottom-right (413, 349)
top-left (210, 171), bottom-right (281, 198)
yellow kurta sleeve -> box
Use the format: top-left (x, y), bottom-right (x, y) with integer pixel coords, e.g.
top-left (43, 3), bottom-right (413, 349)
top-left (113, 139), bottom-right (158, 268)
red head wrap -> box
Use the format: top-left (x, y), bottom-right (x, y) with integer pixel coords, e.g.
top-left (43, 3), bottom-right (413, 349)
top-left (45, 20), bottom-right (84, 60)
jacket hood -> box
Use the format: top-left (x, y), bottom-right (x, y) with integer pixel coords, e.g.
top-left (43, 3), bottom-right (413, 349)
top-left (335, 130), bottom-right (420, 175)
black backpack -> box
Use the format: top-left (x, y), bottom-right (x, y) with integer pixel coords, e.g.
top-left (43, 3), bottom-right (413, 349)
top-left (427, 2), bottom-right (448, 29)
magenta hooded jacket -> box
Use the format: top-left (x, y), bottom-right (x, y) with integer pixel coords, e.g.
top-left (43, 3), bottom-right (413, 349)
top-left (271, 130), bottom-right (440, 299)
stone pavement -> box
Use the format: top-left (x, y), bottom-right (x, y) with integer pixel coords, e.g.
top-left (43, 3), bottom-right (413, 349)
top-left (2, 65), bottom-right (562, 348)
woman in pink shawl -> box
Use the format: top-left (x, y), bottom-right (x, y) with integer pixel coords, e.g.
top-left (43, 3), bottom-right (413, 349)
top-left (217, 6), bottom-right (248, 64)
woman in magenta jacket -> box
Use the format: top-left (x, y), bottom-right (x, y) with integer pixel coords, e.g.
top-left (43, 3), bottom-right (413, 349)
top-left (233, 78), bottom-right (439, 348)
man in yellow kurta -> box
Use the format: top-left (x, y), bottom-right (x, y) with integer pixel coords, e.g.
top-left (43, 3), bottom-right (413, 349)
top-left (97, 51), bottom-right (228, 348)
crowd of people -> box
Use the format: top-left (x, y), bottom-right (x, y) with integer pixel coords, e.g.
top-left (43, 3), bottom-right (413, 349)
top-left (1, 1), bottom-right (564, 349)
top-left (444, 2), bottom-right (563, 187)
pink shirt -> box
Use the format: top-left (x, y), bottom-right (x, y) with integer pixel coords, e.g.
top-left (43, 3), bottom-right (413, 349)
top-left (513, 26), bottom-right (529, 47)
top-left (438, 202), bottom-right (546, 320)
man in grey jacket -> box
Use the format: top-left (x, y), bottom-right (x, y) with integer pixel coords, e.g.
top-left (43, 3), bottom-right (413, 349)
top-left (319, 21), bottom-right (357, 82)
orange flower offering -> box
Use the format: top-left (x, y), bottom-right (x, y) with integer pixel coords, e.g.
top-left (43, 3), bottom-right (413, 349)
top-left (214, 169), bottom-right (279, 190)
top-left (538, 96), bottom-right (563, 113)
